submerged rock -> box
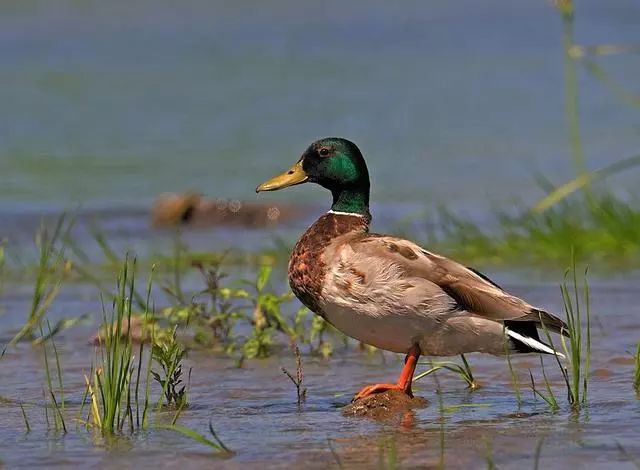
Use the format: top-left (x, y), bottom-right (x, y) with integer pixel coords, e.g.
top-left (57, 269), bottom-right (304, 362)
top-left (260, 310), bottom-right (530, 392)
top-left (342, 389), bottom-right (428, 419)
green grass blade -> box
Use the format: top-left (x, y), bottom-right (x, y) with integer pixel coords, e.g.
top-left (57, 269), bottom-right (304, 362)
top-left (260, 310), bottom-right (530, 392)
top-left (156, 424), bottom-right (231, 453)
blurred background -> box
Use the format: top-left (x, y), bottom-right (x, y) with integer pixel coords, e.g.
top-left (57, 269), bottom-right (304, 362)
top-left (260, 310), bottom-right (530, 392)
top-left (1, 0), bottom-right (639, 219)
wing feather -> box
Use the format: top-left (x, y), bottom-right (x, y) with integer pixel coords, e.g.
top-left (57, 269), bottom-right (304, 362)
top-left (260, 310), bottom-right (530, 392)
top-left (346, 234), bottom-right (567, 334)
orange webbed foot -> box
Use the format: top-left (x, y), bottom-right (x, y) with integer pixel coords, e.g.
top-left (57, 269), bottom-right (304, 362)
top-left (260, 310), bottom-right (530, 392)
top-left (352, 383), bottom-right (412, 402)
top-left (352, 345), bottom-right (421, 403)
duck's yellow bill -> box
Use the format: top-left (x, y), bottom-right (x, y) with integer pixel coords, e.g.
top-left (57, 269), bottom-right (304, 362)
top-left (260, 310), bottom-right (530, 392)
top-left (256, 161), bottom-right (308, 192)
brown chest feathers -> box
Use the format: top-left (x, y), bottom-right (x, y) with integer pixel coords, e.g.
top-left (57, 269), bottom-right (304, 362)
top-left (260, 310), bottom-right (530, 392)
top-left (288, 212), bottom-right (370, 314)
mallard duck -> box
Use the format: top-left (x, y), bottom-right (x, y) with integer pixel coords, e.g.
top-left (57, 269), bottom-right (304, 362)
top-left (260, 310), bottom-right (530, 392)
top-left (256, 138), bottom-right (567, 400)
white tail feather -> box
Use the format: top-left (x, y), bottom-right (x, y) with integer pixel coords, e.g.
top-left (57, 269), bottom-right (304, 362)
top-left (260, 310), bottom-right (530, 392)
top-left (506, 328), bottom-right (565, 359)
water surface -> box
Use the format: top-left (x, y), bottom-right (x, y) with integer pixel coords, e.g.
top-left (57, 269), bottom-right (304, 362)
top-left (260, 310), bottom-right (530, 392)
top-left (1, 0), bottom-right (640, 215)
top-left (1, 1), bottom-right (640, 468)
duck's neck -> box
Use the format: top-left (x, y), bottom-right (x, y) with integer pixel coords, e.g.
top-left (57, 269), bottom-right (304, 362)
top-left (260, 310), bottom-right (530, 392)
top-left (330, 185), bottom-right (370, 219)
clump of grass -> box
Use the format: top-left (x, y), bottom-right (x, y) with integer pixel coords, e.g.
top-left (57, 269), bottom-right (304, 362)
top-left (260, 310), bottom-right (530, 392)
top-left (528, 360), bottom-right (560, 412)
top-left (152, 327), bottom-right (190, 409)
top-left (413, 354), bottom-right (478, 390)
top-left (557, 264), bottom-right (591, 409)
top-left (84, 256), bottom-right (149, 434)
top-left (191, 259), bottom-right (242, 345)
top-left (309, 314), bottom-right (337, 359)
top-left (68, 226), bottom-right (345, 362)
top-left (531, 260), bottom-right (591, 411)
top-left (425, 0), bottom-right (640, 268)
top-left (291, 307), bottom-right (342, 359)
top-left (155, 258), bottom-right (298, 360)
top-left (428, 193), bottom-right (640, 267)
top-left (281, 342), bottom-right (307, 406)
top-left (9, 216), bottom-right (73, 346)
top-left (41, 321), bottom-right (67, 433)
top-left (242, 265), bottom-right (295, 359)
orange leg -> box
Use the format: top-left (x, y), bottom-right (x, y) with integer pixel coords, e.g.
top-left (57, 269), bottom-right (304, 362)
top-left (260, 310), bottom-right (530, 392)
top-left (353, 344), bottom-right (421, 401)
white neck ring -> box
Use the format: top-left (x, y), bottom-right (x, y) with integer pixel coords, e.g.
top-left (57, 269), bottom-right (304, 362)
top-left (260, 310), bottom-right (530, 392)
top-left (328, 209), bottom-right (366, 217)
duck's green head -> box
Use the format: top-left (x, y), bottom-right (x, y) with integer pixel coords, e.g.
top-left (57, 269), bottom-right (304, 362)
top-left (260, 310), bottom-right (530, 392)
top-left (256, 137), bottom-right (370, 216)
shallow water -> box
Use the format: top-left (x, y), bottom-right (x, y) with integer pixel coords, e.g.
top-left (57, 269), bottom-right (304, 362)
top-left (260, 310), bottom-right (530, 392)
top-left (1, 270), bottom-right (639, 468)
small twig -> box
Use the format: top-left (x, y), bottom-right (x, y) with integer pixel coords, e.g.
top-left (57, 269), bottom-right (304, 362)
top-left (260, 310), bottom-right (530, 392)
top-left (281, 342), bottom-right (307, 406)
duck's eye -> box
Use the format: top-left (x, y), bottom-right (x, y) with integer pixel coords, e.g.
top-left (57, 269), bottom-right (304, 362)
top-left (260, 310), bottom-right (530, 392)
top-left (319, 147), bottom-right (330, 156)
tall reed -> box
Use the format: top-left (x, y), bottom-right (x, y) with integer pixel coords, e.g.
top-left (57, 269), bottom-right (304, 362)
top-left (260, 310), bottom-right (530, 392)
top-left (539, 259), bottom-right (591, 410)
top-left (559, 265), bottom-right (591, 409)
top-left (85, 256), bottom-right (150, 434)
top-left (41, 321), bottom-right (67, 432)
top-left (156, 421), bottom-right (231, 454)
top-left (9, 216), bottom-right (72, 346)
top-left (413, 354), bottom-right (478, 390)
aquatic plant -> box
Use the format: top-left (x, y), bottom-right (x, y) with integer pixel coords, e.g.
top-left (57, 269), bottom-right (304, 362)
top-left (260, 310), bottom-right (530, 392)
top-left (531, 260), bottom-right (591, 411)
top-left (9, 216), bottom-right (73, 346)
top-left (73, 234), bottom-right (300, 359)
top-left (84, 257), bottom-right (149, 434)
top-left (413, 354), bottom-right (478, 390)
top-left (292, 306), bottom-right (343, 359)
top-left (559, 265), bottom-right (591, 409)
top-left (155, 255), bottom-right (298, 360)
top-left (309, 314), bottom-right (338, 359)
top-left (432, 368), bottom-right (446, 469)
top-left (241, 265), bottom-right (295, 359)
top-left (156, 421), bottom-right (231, 454)
top-left (423, 0), bottom-right (640, 267)
top-left (377, 437), bottom-right (398, 470)
top-left (151, 327), bottom-right (190, 408)
top-left (503, 330), bottom-right (522, 407)
top-left (135, 269), bottom-right (155, 430)
top-left (191, 259), bottom-right (242, 344)
top-left (281, 342), bottom-right (306, 406)
top-left (41, 321), bottom-right (67, 433)
top-left (427, 193), bottom-right (640, 267)
top-left (528, 360), bottom-right (560, 412)
top-left (19, 402), bottom-right (31, 433)
top-left (483, 440), bottom-right (496, 470)
top-left (69, 228), bottom-right (150, 310)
